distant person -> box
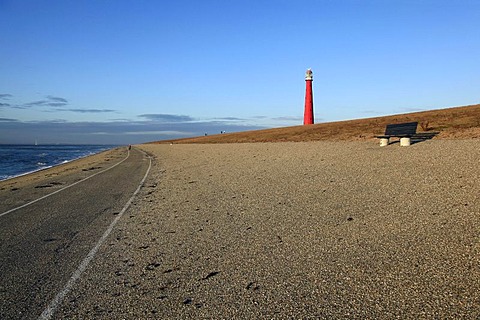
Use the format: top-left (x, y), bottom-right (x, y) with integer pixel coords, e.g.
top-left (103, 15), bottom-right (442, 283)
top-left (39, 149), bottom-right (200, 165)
top-left (128, 145), bottom-right (132, 150)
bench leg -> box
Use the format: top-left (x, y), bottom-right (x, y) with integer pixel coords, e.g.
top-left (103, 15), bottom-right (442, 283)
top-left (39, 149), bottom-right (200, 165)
top-left (379, 138), bottom-right (389, 147)
top-left (400, 137), bottom-right (411, 146)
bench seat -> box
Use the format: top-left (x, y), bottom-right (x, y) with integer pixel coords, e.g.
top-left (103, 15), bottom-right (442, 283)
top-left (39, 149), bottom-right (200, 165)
top-left (376, 122), bottom-right (418, 146)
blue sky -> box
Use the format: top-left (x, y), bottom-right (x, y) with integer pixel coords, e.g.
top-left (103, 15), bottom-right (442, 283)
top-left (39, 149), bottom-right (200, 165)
top-left (1, 0), bottom-right (479, 144)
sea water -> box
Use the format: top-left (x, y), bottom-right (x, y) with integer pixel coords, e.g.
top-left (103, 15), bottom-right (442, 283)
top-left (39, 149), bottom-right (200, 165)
top-left (0, 145), bottom-right (117, 181)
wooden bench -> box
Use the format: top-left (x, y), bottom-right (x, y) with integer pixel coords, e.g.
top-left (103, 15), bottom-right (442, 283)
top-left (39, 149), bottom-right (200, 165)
top-left (376, 122), bottom-right (418, 146)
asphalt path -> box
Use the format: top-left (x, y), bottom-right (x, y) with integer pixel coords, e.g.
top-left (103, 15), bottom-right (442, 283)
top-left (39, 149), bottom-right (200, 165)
top-left (0, 147), bottom-right (150, 319)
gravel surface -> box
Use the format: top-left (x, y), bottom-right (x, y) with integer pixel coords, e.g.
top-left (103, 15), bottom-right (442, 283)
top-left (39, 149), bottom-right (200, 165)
top-left (53, 140), bottom-right (479, 319)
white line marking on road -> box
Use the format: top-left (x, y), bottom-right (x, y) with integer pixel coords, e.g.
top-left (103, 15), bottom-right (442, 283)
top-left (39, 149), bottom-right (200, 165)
top-left (0, 149), bottom-right (130, 218)
top-left (38, 152), bottom-right (152, 320)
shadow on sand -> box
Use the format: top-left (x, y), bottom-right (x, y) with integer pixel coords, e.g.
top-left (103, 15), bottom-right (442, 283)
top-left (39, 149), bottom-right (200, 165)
top-left (388, 132), bottom-right (439, 145)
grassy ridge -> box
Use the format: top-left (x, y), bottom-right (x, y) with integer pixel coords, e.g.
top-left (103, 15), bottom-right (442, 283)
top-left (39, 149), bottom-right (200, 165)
top-left (151, 104), bottom-right (480, 144)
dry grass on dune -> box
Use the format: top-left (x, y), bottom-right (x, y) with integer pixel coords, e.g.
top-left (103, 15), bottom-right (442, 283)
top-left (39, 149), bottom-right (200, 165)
top-left (151, 104), bottom-right (480, 144)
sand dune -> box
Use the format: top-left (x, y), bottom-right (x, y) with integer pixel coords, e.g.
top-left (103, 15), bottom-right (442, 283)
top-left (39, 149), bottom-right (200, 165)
top-left (155, 103), bottom-right (480, 144)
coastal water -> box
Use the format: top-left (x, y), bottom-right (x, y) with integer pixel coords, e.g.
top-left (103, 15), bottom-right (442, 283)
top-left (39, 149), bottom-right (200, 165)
top-left (0, 145), bottom-right (118, 181)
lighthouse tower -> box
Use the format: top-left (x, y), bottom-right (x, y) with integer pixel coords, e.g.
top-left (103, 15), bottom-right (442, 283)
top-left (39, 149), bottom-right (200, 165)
top-left (303, 69), bottom-right (314, 125)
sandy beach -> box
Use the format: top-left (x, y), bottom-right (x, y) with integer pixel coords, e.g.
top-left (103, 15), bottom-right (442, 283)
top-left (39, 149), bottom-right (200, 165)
top-left (3, 140), bottom-right (480, 318)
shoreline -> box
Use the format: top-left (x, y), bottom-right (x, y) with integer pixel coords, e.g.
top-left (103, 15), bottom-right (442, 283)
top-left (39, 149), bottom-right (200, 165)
top-left (0, 148), bottom-right (128, 209)
top-left (0, 146), bottom-right (121, 183)
top-left (0, 145), bottom-right (120, 182)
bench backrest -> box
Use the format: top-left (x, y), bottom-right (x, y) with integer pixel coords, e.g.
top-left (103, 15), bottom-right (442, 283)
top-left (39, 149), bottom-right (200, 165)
top-left (384, 122), bottom-right (418, 135)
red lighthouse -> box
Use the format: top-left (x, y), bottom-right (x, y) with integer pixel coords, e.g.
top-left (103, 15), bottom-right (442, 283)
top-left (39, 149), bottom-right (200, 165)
top-left (303, 68), bottom-right (314, 125)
